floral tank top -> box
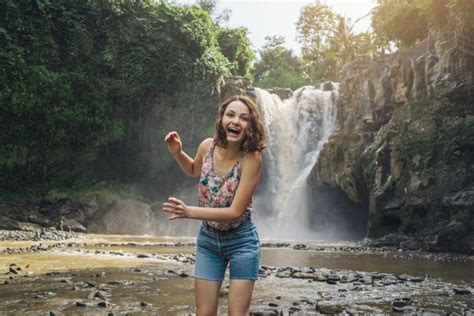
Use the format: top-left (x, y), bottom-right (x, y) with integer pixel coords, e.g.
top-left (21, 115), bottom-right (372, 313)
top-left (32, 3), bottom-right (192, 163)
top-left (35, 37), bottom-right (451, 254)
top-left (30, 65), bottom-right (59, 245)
top-left (198, 140), bottom-right (252, 230)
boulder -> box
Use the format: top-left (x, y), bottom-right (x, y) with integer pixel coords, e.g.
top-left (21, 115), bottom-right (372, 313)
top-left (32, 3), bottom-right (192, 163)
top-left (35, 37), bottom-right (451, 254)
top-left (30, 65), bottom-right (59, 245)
top-left (87, 199), bottom-right (154, 235)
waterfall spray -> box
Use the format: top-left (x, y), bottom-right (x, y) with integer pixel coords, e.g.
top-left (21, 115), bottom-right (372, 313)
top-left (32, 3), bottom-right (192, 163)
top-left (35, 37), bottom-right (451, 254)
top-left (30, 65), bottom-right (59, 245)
top-left (254, 84), bottom-right (339, 240)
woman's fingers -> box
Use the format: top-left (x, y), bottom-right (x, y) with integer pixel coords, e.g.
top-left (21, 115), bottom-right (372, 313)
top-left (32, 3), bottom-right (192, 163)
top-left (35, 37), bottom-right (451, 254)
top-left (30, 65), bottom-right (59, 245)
top-left (161, 197), bottom-right (189, 220)
top-left (168, 197), bottom-right (182, 204)
top-left (164, 131), bottom-right (179, 142)
top-left (168, 214), bottom-right (186, 220)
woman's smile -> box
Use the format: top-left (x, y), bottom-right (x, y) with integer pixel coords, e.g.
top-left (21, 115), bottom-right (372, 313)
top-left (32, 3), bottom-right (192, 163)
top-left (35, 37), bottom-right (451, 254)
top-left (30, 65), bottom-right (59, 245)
top-left (222, 100), bottom-right (250, 143)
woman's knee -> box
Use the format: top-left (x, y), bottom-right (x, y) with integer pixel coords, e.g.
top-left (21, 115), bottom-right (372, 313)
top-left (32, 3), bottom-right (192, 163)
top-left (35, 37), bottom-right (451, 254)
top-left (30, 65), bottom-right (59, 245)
top-left (196, 305), bottom-right (219, 316)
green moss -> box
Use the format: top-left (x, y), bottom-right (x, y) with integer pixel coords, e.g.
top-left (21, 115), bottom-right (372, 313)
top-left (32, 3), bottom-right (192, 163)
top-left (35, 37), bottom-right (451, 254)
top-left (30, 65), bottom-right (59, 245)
top-left (398, 97), bottom-right (472, 173)
top-left (399, 207), bottom-right (424, 234)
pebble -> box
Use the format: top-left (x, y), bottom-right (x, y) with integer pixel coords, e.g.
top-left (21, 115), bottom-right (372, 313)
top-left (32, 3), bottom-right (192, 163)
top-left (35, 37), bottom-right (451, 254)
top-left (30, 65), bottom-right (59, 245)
top-left (454, 288), bottom-right (472, 295)
top-left (97, 301), bottom-right (110, 308)
top-left (75, 301), bottom-right (88, 307)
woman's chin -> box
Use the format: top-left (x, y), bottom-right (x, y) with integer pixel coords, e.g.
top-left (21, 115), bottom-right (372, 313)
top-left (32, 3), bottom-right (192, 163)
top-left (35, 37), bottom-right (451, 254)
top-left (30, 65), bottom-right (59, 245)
top-left (226, 135), bottom-right (243, 144)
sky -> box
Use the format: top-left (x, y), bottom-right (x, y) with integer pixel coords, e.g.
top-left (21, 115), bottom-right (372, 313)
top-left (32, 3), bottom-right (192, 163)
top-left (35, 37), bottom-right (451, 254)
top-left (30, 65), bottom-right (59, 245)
top-left (174, 0), bottom-right (377, 55)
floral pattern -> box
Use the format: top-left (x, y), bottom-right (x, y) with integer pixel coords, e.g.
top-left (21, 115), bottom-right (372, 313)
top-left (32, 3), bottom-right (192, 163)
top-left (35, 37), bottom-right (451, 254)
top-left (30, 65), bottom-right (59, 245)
top-left (198, 141), bottom-right (252, 230)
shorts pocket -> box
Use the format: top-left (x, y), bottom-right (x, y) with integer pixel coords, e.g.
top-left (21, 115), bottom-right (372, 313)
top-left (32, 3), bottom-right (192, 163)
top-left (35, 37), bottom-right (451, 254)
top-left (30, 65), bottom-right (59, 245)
top-left (229, 225), bottom-right (257, 238)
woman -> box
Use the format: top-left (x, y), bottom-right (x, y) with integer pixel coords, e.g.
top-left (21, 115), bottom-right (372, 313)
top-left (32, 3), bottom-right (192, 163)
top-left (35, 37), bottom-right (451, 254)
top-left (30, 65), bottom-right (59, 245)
top-left (163, 95), bottom-right (266, 316)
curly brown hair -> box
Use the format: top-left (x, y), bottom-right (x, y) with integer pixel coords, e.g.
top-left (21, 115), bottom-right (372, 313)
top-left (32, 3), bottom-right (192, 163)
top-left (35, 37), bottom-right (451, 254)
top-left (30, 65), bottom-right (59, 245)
top-left (214, 95), bottom-right (266, 152)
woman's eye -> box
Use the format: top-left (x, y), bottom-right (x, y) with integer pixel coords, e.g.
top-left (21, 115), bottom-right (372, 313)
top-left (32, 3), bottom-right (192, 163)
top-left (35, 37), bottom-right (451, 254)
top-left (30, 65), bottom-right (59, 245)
top-left (241, 117), bottom-right (249, 121)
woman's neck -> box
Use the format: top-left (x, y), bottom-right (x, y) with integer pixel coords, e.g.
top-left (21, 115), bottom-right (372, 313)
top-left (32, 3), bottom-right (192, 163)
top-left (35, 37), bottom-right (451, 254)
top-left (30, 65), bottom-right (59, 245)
top-left (217, 142), bottom-right (241, 161)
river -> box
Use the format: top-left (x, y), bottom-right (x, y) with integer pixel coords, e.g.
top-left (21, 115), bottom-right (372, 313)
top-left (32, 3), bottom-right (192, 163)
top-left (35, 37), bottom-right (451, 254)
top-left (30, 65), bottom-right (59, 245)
top-left (1, 233), bottom-right (473, 315)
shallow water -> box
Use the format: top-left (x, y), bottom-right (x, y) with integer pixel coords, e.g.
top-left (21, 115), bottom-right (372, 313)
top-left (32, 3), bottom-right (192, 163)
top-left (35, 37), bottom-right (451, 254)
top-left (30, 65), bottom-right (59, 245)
top-left (1, 233), bottom-right (473, 314)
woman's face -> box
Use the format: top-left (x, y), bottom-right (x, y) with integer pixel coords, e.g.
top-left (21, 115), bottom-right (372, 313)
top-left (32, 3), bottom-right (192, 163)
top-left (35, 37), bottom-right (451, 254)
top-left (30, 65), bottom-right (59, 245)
top-left (221, 100), bottom-right (251, 145)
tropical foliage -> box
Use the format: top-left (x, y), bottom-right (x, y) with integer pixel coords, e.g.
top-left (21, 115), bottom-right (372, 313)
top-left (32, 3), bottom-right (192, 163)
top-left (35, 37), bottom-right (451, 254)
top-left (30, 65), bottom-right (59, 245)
top-left (253, 36), bottom-right (309, 89)
top-left (0, 0), bottom-right (253, 201)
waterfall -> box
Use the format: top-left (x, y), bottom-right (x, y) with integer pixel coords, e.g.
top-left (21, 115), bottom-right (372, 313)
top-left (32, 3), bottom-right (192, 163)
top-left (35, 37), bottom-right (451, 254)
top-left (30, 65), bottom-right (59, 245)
top-left (253, 84), bottom-right (339, 240)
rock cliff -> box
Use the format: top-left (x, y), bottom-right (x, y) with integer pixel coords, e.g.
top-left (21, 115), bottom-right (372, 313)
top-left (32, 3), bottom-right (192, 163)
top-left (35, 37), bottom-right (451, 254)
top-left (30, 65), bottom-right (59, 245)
top-left (310, 31), bottom-right (474, 254)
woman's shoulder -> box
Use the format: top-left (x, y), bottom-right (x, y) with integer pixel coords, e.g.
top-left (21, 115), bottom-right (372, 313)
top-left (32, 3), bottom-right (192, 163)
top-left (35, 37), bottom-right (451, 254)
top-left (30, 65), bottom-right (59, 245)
top-left (241, 150), bottom-right (262, 166)
top-left (198, 138), bottom-right (214, 155)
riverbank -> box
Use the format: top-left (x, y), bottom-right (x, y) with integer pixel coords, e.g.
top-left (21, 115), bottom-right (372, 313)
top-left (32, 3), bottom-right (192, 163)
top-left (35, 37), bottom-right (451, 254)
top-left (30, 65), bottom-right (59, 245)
top-left (1, 230), bottom-right (473, 314)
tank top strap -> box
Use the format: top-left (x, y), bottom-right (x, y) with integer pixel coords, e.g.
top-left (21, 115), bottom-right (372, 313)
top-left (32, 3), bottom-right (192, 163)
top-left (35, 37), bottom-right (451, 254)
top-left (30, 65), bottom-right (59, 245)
top-left (204, 140), bottom-right (217, 163)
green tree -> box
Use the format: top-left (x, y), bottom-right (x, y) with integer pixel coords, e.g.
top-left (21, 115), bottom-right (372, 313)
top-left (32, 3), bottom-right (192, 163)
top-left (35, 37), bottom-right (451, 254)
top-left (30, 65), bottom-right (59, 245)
top-left (216, 27), bottom-right (254, 76)
top-left (253, 36), bottom-right (309, 89)
top-left (371, 0), bottom-right (429, 49)
top-left (0, 0), bottom-right (232, 200)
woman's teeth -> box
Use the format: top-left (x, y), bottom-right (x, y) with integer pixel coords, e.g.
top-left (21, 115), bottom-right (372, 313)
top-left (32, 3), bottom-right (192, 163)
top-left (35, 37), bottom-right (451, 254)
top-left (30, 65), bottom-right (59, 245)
top-left (228, 127), bottom-right (240, 135)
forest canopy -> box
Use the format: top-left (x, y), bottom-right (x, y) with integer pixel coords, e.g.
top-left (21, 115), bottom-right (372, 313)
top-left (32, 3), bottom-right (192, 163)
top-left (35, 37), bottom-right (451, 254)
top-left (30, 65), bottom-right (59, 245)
top-left (0, 0), bottom-right (252, 201)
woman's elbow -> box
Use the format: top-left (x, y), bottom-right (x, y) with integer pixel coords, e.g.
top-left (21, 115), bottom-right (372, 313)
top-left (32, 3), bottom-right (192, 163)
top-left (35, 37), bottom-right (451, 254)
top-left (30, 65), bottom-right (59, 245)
top-left (229, 207), bottom-right (245, 221)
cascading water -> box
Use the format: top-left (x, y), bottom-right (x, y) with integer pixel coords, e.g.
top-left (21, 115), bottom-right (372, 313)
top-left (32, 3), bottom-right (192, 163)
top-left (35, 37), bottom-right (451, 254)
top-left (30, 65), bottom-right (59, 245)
top-left (253, 84), bottom-right (339, 240)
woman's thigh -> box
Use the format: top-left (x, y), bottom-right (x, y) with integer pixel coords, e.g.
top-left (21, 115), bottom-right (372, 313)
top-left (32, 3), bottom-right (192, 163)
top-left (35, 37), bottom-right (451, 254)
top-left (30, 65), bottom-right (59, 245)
top-left (195, 278), bottom-right (222, 316)
top-left (228, 279), bottom-right (255, 316)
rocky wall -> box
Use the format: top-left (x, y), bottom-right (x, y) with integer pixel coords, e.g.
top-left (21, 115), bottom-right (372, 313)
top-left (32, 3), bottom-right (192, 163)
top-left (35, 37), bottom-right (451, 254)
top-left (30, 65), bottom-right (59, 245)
top-left (310, 31), bottom-right (474, 254)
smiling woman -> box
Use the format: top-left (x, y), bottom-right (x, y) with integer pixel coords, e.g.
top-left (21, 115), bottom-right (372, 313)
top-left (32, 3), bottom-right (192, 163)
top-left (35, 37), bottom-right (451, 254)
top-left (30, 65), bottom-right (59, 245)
top-left (163, 95), bottom-right (266, 315)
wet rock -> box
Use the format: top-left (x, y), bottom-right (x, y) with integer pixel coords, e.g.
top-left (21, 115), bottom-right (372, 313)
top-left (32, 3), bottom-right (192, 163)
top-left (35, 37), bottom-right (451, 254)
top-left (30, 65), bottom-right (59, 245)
top-left (88, 199), bottom-right (154, 235)
top-left (3, 280), bottom-right (11, 285)
top-left (317, 301), bottom-right (343, 314)
top-left (410, 276), bottom-right (425, 283)
top-left (88, 290), bottom-right (108, 300)
top-left (268, 302), bottom-right (279, 307)
top-left (399, 239), bottom-right (422, 251)
top-left (454, 288), bottom-right (472, 295)
top-left (292, 272), bottom-right (315, 279)
top-left (276, 268), bottom-right (293, 278)
top-left (9, 267), bottom-right (18, 274)
top-left (179, 272), bottom-right (189, 277)
top-left (97, 301), bottom-right (111, 308)
top-left (84, 281), bottom-right (96, 288)
top-left (108, 280), bottom-right (124, 285)
top-left (49, 311), bottom-right (65, 316)
top-left (219, 288), bottom-right (229, 298)
top-left (140, 301), bottom-right (151, 307)
top-left (397, 274), bottom-right (413, 281)
top-left (75, 301), bottom-right (89, 307)
top-left (392, 297), bottom-right (411, 307)
top-left (60, 279), bottom-right (72, 284)
top-left (46, 271), bottom-right (60, 276)
top-left (137, 253), bottom-right (151, 258)
top-left (288, 306), bottom-right (301, 313)
top-left (63, 219), bottom-right (87, 233)
top-left (293, 244), bottom-right (307, 250)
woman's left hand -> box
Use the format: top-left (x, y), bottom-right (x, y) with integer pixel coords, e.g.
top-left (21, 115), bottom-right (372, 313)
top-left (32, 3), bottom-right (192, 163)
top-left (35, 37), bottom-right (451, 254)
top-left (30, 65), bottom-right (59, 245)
top-left (162, 197), bottom-right (192, 220)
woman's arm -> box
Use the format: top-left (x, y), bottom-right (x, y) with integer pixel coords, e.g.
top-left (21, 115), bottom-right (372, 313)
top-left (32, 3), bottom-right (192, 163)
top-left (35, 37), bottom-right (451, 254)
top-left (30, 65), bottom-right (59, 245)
top-left (162, 151), bottom-right (262, 220)
top-left (164, 132), bottom-right (212, 177)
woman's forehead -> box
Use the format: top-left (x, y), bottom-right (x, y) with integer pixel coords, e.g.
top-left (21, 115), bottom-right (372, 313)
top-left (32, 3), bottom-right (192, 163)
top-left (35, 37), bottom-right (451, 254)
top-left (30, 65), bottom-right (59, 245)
top-left (226, 100), bottom-right (250, 114)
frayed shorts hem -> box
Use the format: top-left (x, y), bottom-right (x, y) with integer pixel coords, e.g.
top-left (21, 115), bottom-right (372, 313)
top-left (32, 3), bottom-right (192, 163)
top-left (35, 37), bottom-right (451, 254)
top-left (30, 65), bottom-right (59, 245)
top-left (193, 276), bottom-right (224, 282)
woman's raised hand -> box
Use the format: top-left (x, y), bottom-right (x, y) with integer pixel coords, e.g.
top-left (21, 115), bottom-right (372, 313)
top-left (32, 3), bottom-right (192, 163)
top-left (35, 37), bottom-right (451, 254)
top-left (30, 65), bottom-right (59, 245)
top-left (164, 131), bottom-right (182, 156)
top-left (162, 197), bottom-right (193, 220)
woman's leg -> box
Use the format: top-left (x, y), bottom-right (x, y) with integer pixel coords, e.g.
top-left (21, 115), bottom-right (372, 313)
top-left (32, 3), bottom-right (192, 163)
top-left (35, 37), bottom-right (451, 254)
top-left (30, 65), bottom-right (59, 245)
top-left (195, 278), bottom-right (222, 316)
top-left (228, 279), bottom-right (255, 316)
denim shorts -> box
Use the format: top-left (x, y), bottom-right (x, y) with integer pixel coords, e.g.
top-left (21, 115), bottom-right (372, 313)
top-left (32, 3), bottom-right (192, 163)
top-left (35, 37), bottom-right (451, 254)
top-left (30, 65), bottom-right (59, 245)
top-left (194, 217), bottom-right (260, 281)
